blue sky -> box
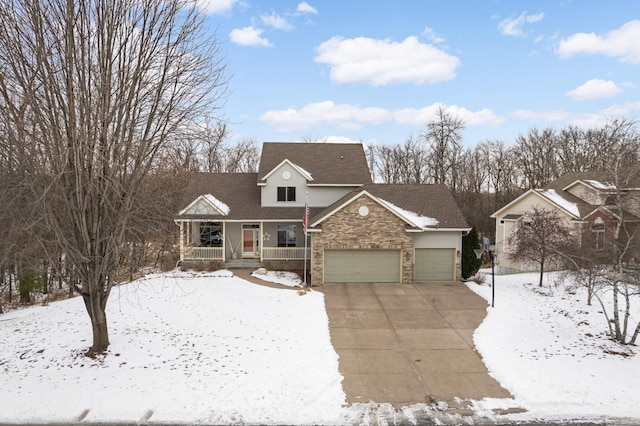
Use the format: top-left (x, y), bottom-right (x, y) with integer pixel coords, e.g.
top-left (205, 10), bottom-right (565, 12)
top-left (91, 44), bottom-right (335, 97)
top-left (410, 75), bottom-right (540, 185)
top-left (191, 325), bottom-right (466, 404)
top-left (197, 0), bottom-right (640, 147)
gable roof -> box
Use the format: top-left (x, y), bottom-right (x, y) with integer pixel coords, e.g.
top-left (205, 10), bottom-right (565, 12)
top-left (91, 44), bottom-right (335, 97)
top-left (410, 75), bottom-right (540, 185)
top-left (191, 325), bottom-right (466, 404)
top-left (259, 159), bottom-right (314, 183)
top-left (176, 173), bottom-right (323, 221)
top-left (179, 194), bottom-right (230, 216)
top-left (492, 171), bottom-right (640, 220)
top-left (310, 183), bottom-right (469, 230)
top-left (258, 142), bottom-right (372, 185)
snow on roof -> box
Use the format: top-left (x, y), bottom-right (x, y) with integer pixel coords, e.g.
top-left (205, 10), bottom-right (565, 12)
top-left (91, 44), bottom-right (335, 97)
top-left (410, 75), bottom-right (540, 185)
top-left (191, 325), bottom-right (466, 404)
top-left (204, 194), bottom-right (230, 215)
top-left (540, 189), bottom-right (580, 217)
top-left (378, 198), bottom-right (439, 229)
top-left (584, 179), bottom-right (616, 190)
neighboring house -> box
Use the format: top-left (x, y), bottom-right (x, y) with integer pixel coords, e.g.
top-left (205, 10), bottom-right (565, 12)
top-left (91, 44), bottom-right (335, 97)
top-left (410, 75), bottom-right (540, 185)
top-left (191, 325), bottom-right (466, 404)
top-left (175, 142), bottom-right (470, 285)
top-left (491, 171), bottom-right (640, 274)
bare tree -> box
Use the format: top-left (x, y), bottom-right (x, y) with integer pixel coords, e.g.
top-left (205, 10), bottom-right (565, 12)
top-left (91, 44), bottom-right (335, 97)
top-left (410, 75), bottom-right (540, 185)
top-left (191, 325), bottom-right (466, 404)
top-left (421, 107), bottom-right (465, 188)
top-left (507, 207), bottom-right (576, 287)
top-left (513, 127), bottom-right (559, 189)
top-left (224, 137), bottom-right (260, 173)
top-left (0, 0), bottom-right (227, 352)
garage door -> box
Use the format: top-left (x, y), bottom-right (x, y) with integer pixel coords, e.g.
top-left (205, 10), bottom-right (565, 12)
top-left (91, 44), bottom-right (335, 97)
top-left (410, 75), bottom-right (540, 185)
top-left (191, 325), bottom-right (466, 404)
top-left (415, 248), bottom-right (455, 281)
top-left (324, 249), bottom-right (401, 283)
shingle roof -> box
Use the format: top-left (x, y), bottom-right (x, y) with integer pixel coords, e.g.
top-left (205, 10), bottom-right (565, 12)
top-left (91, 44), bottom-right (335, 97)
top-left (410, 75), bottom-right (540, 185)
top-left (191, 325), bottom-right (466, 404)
top-left (543, 171), bottom-right (627, 218)
top-left (177, 173), bottom-right (322, 221)
top-left (310, 183), bottom-right (469, 230)
top-left (257, 142), bottom-right (372, 185)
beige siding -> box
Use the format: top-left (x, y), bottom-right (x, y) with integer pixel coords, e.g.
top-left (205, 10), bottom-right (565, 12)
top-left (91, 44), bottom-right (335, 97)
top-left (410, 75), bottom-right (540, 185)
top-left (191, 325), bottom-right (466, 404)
top-left (566, 182), bottom-right (601, 205)
top-left (494, 192), bottom-right (576, 274)
top-left (413, 231), bottom-right (462, 250)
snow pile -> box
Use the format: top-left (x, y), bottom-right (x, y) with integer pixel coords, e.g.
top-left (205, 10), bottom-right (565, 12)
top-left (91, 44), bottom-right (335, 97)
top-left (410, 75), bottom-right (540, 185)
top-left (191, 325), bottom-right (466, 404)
top-left (251, 269), bottom-right (303, 287)
top-left (0, 270), bottom-right (344, 424)
top-left (467, 271), bottom-right (640, 420)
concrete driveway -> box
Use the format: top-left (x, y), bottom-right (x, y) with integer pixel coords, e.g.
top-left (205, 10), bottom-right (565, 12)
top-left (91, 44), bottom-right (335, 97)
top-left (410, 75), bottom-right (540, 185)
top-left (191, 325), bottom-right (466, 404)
top-left (323, 281), bottom-right (512, 408)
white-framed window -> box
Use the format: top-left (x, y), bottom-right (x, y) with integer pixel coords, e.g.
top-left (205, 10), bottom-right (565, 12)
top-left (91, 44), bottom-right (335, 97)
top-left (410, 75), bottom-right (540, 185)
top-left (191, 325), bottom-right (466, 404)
top-left (277, 186), bottom-right (296, 202)
top-left (277, 225), bottom-right (296, 247)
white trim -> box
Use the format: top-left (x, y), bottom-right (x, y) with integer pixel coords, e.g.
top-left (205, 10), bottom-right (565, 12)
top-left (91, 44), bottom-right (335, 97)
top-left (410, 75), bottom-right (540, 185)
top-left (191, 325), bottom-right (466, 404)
top-left (490, 189), bottom-right (537, 218)
top-left (178, 194), bottom-right (229, 216)
top-left (490, 189), bottom-right (580, 219)
top-left (306, 183), bottom-right (364, 187)
top-left (562, 179), bottom-right (616, 193)
top-left (406, 227), bottom-right (471, 233)
top-left (310, 191), bottom-right (418, 228)
top-left (260, 159), bottom-right (314, 182)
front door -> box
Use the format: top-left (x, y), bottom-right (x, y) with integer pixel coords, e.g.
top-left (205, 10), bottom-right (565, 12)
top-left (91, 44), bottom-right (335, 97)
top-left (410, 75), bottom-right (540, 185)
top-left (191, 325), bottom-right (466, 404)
top-left (242, 225), bottom-right (260, 257)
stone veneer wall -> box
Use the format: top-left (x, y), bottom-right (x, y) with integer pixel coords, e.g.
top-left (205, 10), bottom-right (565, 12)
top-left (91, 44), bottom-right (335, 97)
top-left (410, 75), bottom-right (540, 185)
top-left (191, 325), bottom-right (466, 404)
top-left (311, 195), bottom-right (413, 286)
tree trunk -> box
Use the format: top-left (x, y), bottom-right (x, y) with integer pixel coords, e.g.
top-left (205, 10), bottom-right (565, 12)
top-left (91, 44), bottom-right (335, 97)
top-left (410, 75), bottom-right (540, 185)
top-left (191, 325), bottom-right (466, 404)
top-left (612, 282), bottom-right (622, 342)
top-left (630, 320), bottom-right (640, 345)
top-left (82, 289), bottom-right (110, 353)
top-left (538, 256), bottom-right (545, 287)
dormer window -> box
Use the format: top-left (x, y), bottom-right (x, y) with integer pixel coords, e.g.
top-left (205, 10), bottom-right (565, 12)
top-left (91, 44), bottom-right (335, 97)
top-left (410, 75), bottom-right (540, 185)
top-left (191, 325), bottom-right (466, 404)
top-left (277, 186), bottom-right (296, 202)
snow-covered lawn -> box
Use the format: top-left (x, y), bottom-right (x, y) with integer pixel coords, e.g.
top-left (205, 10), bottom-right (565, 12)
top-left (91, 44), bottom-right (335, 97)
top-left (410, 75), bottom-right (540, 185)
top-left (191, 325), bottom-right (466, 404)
top-left (0, 270), bottom-right (345, 424)
top-left (468, 271), bottom-right (640, 422)
top-left (1, 269), bottom-right (639, 424)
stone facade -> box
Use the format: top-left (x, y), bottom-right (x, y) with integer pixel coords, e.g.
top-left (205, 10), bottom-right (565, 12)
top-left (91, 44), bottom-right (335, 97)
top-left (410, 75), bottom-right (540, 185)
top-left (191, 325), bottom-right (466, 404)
top-left (311, 194), bottom-right (413, 286)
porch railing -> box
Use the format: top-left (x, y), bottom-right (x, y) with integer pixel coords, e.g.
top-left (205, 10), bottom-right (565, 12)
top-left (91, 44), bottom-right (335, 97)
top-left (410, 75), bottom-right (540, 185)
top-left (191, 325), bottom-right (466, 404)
top-left (183, 246), bottom-right (223, 260)
top-left (262, 247), bottom-right (310, 261)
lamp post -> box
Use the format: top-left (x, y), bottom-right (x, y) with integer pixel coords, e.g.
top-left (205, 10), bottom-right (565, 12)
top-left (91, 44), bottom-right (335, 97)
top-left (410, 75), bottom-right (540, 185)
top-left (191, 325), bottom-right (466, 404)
top-left (474, 245), bottom-right (496, 307)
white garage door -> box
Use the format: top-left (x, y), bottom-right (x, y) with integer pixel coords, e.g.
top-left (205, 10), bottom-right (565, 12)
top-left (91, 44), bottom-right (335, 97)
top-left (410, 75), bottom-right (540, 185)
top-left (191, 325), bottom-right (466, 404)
top-left (324, 249), bottom-right (401, 283)
top-left (415, 248), bottom-right (455, 281)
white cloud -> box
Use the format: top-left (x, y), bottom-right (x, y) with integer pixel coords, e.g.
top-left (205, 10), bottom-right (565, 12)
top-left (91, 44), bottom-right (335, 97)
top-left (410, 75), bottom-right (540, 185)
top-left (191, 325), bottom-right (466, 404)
top-left (260, 101), bottom-right (503, 132)
top-left (260, 101), bottom-right (391, 132)
top-left (229, 26), bottom-right (273, 47)
top-left (261, 13), bottom-right (294, 31)
top-left (314, 36), bottom-right (461, 86)
top-left (196, 0), bottom-right (238, 14)
top-left (322, 135), bottom-right (364, 144)
top-left (422, 27), bottom-right (445, 44)
top-left (498, 12), bottom-right (544, 37)
top-left (557, 20), bottom-right (640, 64)
top-left (599, 101), bottom-right (640, 116)
top-left (296, 2), bottom-right (318, 14)
top-left (565, 79), bottom-right (622, 101)
top-left (511, 109), bottom-right (569, 121)
top-left (394, 103), bottom-right (504, 126)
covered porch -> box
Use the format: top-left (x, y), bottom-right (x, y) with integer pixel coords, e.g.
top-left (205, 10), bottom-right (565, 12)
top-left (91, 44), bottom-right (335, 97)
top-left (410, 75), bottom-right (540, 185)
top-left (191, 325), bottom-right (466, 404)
top-left (176, 220), bottom-right (310, 265)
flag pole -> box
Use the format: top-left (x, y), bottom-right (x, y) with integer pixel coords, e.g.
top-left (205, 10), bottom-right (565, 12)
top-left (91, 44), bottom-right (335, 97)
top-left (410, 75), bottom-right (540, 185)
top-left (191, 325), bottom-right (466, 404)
top-left (303, 192), bottom-right (309, 288)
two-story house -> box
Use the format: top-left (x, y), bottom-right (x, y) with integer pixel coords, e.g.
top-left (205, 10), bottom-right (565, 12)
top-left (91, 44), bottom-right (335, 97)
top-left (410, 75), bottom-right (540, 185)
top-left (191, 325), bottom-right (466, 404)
top-left (491, 171), bottom-right (640, 274)
top-left (175, 142), bottom-right (470, 286)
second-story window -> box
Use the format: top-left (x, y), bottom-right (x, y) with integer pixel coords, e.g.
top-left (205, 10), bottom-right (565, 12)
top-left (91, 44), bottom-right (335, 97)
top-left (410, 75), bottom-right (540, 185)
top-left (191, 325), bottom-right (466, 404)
top-left (277, 186), bottom-right (296, 202)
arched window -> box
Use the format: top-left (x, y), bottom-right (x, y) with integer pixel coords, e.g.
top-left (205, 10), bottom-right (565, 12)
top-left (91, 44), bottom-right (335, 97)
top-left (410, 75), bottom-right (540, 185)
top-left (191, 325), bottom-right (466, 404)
top-left (591, 217), bottom-right (605, 250)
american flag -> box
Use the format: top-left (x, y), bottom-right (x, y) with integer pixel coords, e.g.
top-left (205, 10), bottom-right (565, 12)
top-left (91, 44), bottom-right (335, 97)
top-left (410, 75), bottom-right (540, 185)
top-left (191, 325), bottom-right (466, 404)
top-left (302, 200), bottom-right (309, 235)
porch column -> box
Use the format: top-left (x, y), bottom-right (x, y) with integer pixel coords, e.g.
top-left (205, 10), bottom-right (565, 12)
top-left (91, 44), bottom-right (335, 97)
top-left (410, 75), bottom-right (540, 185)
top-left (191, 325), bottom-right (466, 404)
top-left (178, 221), bottom-right (184, 261)
top-left (260, 221), bottom-right (264, 261)
top-left (222, 221), bottom-right (226, 261)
